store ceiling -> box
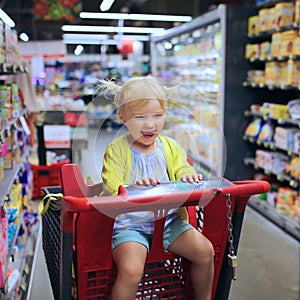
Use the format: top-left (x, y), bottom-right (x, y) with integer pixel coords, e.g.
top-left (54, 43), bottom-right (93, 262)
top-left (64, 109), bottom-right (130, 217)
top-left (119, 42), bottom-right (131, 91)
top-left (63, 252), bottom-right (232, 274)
top-left (1, 0), bottom-right (211, 42)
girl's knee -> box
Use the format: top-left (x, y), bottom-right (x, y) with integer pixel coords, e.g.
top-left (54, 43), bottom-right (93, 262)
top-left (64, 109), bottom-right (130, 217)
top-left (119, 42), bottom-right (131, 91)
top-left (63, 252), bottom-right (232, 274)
top-left (197, 238), bottom-right (215, 265)
top-left (118, 261), bottom-right (144, 284)
top-left (206, 238), bottom-right (215, 254)
top-left (206, 240), bottom-right (215, 263)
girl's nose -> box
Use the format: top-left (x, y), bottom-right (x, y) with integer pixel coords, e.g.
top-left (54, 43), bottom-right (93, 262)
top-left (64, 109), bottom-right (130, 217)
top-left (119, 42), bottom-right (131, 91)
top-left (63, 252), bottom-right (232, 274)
top-left (144, 116), bottom-right (155, 127)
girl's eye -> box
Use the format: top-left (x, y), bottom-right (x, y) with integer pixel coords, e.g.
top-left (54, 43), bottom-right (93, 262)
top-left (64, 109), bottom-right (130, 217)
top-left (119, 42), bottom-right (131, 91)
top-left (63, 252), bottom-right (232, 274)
top-left (135, 116), bottom-right (144, 119)
top-left (154, 114), bottom-right (164, 118)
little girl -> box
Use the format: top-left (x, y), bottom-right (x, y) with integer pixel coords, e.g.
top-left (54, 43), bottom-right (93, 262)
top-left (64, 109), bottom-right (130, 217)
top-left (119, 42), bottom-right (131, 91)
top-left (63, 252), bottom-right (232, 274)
top-left (99, 76), bottom-right (214, 300)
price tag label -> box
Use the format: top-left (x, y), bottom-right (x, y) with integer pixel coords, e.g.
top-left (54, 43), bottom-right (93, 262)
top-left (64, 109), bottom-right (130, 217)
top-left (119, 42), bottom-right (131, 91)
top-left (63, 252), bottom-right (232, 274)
top-left (289, 179), bottom-right (297, 188)
top-left (20, 283), bottom-right (26, 292)
top-left (23, 264), bottom-right (29, 275)
top-left (20, 116), bottom-right (31, 136)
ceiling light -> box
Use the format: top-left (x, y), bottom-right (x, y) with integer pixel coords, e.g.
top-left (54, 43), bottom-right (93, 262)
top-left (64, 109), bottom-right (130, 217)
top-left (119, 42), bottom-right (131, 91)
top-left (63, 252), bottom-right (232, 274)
top-left (164, 42), bottom-right (172, 50)
top-left (19, 32), bottom-right (29, 42)
top-left (100, 0), bottom-right (115, 11)
top-left (67, 39), bottom-right (117, 45)
top-left (79, 12), bottom-right (192, 22)
top-left (65, 39), bottom-right (117, 45)
top-left (74, 45), bottom-right (84, 55)
top-left (63, 33), bottom-right (148, 44)
top-left (61, 25), bottom-right (165, 34)
top-left (0, 9), bottom-right (15, 27)
top-left (63, 33), bottom-right (108, 43)
top-left (114, 35), bottom-right (149, 41)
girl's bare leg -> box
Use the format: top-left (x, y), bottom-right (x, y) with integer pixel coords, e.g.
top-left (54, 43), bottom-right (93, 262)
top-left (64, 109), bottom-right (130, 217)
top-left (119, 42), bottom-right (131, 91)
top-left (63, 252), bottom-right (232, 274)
top-left (111, 242), bottom-right (147, 300)
top-left (168, 228), bottom-right (215, 300)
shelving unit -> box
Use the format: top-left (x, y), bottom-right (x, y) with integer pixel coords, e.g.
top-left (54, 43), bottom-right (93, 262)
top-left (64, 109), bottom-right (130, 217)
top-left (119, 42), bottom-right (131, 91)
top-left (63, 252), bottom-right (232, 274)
top-left (151, 4), bottom-right (256, 179)
top-left (0, 16), bottom-right (39, 297)
top-left (242, 0), bottom-right (300, 239)
top-left (150, 2), bottom-right (299, 239)
top-left (0, 87), bottom-right (38, 299)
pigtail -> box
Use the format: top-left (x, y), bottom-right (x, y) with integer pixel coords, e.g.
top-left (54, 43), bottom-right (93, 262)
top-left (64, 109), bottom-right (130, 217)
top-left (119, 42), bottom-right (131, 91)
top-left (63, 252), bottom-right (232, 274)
top-left (165, 84), bottom-right (180, 106)
top-left (94, 79), bottom-right (120, 103)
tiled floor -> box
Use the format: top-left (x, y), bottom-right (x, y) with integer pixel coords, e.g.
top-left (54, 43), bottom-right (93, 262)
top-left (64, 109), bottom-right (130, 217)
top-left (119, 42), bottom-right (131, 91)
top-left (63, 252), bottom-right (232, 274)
top-left (29, 128), bottom-right (300, 300)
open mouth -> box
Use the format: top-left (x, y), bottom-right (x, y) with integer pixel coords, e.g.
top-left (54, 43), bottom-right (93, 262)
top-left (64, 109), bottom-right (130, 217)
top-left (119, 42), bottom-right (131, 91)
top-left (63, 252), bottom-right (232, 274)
top-left (141, 131), bottom-right (156, 139)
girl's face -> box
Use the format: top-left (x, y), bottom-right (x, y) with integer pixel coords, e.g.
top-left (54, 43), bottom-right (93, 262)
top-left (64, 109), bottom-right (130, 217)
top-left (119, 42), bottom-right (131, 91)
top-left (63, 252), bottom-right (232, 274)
top-left (119, 99), bottom-right (166, 152)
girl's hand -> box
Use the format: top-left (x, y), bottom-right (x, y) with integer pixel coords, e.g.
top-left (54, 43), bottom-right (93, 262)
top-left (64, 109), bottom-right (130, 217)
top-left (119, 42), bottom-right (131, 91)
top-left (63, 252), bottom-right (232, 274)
top-left (136, 177), bottom-right (161, 186)
top-left (180, 173), bottom-right (203, 183)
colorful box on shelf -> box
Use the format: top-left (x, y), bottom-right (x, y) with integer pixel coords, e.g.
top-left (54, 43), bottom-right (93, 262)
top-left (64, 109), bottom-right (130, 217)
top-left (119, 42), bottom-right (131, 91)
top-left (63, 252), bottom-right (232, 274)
top-left (255, 149), bottom-right (289, 173)
top-left (274, 2), bottom-right (294, 28)
top-left (0, 143), bottom-right (7, 157)
top-left (274, 127), bottom-right (299, 151)
top-left (287, 99), bottom-right (300, 119)
top-left (264, 61), bottom-right (285, 86)
top-left (276, 187), bottom-right (299, 221)
top-left (259, 8), bottom-right (274, 32)
top-left (245, 43), bottom-right (260, 60)
top-left (286, 60), bottom-right (300, 86)
top-left (0, 157), bottom-right (3, 181)
top-left (271, 32), bottom-right (282, 58)
top-left (248, 15), bottom-right (259, 36)
top-left (260, 41), bottom-right (271, 60)
top-left (279, 30), bottom-right (298, 57)
top-left (3, 148), bottom-right (20, 170)
top-left (295, 0), bottom-right (300, 24)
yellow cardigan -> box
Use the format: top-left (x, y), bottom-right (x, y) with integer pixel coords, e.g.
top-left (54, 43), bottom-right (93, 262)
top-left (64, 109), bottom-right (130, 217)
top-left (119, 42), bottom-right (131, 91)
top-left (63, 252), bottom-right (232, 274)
top-left (101, 133), bottom-right (196, 220)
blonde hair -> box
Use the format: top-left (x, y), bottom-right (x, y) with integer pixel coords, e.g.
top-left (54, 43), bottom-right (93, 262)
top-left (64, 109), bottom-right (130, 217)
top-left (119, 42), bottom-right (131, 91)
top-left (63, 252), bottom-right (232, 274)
top-left (97, 75), bottom-right (168, 106)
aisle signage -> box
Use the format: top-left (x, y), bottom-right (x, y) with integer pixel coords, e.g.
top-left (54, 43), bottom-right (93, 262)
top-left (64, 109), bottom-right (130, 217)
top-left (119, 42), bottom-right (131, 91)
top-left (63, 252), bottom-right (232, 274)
top-left (19, 40), bottom-right (67, 60)
top-left (43, 125), bottom-right (71, 148)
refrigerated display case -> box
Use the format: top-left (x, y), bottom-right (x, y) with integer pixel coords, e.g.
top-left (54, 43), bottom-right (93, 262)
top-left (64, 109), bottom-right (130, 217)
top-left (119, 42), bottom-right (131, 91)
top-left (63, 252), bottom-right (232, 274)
top-left (241, 0), bottom-right (300, 240)
top-left (151, 4), bottom-right (256, 180)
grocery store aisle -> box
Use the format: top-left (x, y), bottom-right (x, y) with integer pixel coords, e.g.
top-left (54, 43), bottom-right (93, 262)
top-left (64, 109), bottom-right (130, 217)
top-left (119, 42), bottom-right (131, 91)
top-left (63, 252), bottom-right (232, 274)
top-left (29, 128), bottom-right (299, 300)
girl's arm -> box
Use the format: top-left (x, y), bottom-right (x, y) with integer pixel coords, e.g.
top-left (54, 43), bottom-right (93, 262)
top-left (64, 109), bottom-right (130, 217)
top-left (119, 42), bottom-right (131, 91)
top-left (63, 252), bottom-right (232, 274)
top-left (101, 145), bottom-right (126, 195)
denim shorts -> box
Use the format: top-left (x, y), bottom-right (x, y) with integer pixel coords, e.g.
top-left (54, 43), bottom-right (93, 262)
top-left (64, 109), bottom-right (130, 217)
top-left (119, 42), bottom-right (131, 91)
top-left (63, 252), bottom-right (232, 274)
top-left (112, 215), bottom-right (193, 252)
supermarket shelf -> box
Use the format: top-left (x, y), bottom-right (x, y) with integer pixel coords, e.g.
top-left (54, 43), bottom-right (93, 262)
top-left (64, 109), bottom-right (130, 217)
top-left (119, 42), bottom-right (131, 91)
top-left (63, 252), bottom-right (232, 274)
top-left (0, 63), bottom-right (28, 75)
top-left (0, 150), bottom-right (29, 206)
top-left (243, 80), bottom-right (300, 91)
top-left (243, 135), bottom-right (299, 157)
top-left (26, 221), bottom-right (42, 300)
top-left (244, 110), bottom-right (300, 128)
top-left (244, 157), bottom-right (299, 189)
top-left (248, 196), bottom-right (300, 241)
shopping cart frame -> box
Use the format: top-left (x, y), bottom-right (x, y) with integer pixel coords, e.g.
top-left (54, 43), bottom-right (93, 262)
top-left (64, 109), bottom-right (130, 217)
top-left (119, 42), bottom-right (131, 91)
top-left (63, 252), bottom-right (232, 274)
top-left (59, 164), bottom-right (270, 300)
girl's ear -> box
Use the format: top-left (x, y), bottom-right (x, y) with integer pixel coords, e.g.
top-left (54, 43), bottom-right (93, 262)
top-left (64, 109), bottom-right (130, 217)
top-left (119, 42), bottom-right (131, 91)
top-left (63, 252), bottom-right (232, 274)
top-left (118, 110), bottom-right (126, 124)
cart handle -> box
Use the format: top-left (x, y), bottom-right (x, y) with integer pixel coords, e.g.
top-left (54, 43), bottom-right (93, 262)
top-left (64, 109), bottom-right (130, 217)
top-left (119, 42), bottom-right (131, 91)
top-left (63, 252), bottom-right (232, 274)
top-left (61, 179), bottom-right (270, 215)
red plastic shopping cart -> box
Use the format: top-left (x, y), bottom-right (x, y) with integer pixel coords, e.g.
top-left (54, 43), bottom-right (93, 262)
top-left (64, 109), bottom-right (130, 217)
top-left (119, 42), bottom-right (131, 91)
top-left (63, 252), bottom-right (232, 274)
top-left (58, 163), bottom-right (270, 300)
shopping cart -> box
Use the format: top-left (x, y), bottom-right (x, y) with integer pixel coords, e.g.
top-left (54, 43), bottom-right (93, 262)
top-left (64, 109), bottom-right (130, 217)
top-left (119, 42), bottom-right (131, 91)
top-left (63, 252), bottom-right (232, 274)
top-left (57, 163), bottom-right (270, 300)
